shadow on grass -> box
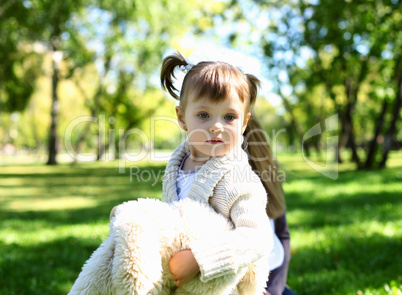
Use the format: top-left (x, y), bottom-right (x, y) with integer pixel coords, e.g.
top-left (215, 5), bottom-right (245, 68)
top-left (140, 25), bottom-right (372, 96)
top-left (283, 167), bottom-right (402, 294)
top-left (1, 162), bottom-right (401, 294)
top-left (286, 191), bottom-right (400, 228)
top-left (284, 166), bottom-right (402, 228)
top-left (0, 237), bottom-right (101, 295)
top-left (288, 233), bottom-right (402, 295)
top-left (0, 164), bottom-right (166, 224)
top-left (1, 164), bottom-right (168, 294)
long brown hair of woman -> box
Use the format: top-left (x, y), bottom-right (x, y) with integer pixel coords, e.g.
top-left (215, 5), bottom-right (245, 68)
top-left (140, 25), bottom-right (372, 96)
top-left (244, 114), bottom-right (286, 219)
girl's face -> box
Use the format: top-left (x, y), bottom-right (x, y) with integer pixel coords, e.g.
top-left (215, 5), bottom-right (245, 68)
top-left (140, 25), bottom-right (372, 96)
top-left (176, 88), bottom-right (251, 162)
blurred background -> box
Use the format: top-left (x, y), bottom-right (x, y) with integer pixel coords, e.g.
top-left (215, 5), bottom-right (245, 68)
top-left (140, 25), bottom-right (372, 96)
top-left (0, 0), bottom-right (401, 294)
top-left (0, 0), bottom-right (400, 167)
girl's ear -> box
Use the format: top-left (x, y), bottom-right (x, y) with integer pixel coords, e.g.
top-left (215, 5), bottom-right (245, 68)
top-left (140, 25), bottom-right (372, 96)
top-left (241, 112), bottom-right (251, 134)
top-left (176, 106), bottom-right (187, 131)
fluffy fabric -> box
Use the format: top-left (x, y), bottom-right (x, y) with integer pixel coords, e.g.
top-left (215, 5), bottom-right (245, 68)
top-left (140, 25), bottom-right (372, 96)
top-left (68, 198), bottom-right (270, 295)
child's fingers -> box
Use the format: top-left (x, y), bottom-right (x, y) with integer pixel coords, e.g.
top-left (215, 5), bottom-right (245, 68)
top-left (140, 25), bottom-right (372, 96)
top-left (169, 250), bottom-right (200, 286)
top-left (175, 279), bottom-right (184, 287)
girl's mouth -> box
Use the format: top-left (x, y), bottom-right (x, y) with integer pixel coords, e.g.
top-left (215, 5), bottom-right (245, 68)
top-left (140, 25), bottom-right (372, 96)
top-left (207, 139), bottom-right (223, 144)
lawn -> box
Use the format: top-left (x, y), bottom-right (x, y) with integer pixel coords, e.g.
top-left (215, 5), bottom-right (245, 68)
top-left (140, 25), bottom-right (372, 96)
top-left (0, 151), bottom-right (401, 295)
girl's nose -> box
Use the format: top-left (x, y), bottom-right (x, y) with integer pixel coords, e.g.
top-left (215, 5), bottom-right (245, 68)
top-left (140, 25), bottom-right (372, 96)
top-left (210, 121), bottom-right (224, 133)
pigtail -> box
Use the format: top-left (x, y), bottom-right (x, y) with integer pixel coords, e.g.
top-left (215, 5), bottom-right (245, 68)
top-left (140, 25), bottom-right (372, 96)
top-left (244, 113), bottom-right (286, 219)
top-left (245, 74), bottom-right (261, 105)
top-left (161, 52), bottom-right (189, 100)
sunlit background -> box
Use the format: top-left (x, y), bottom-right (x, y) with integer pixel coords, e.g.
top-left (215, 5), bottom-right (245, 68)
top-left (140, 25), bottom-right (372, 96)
top-left (1, 0), bottom-right (400, 168)
top-left (0, 0), bottom-right (401, 294)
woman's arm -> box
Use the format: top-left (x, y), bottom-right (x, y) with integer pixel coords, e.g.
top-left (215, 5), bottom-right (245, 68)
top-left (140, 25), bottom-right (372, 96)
top-left (266, 213), bottom-right (291, 295)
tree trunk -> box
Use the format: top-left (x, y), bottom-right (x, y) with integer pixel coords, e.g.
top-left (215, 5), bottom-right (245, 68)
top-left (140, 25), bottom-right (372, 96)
top-left (97, 137), bottom-right (108, 160)
top-left (337, 115), bottom-right (348, 164)
top-left (72, 55), bottom-right (111, 163)
top-left (72, 82), bottom-right (105, 162)
top-left (344, 78), bottom-right (361, 167)
top-left (281, 95), bottom-right (311, 155)
top-left (324, 79), bottom-right (345, 163)
top-left (380, 75), bottom-right (402, 168)
top-left (364, 99), bottom-right (388, 168)
top-left (47, 47), bottom-right (60, 165)
top-left (345, 103), bottom-right (360, 166)
top-left (72, 121), bottom-right (93, 163)
top-left (337, 95), bottom-right (360, 166)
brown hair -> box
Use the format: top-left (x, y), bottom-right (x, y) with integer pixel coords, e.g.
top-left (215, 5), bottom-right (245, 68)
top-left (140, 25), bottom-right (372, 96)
top-left (161, 52), bottom-right (286, 219)
top-left (161, 52), bottom-right (259, 109)
top-left (244, 115), bottom-right (286, 219)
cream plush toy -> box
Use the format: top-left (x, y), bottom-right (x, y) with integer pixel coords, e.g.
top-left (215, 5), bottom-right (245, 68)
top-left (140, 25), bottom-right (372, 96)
top-left (68, 198), bottom-right (270, 295)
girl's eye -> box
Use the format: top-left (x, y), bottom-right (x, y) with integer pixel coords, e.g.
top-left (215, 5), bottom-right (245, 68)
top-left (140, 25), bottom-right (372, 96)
top-left (198, 113), bottom-right (209, 119)
top-left (224, 114), bottom-right (236, 121)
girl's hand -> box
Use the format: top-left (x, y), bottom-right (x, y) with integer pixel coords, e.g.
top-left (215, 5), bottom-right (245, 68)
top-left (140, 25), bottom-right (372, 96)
top-left (169, 250), bottom-right (200, 287)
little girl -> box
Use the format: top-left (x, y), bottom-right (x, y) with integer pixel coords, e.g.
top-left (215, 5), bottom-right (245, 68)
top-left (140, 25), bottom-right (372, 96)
top-left (160, 52), bottom-right (273, 288)
top-left (69, 53), bottom-right (278, 295)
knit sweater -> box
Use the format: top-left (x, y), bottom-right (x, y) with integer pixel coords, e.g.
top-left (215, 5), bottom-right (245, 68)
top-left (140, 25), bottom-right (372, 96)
top-left (162, 140), bottom-right (273, 283)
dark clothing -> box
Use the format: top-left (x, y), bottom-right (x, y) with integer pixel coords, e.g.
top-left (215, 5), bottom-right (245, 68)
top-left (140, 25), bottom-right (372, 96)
top-left (283, 286), bottom-right (296, 295)
top-left (266, 213), bottom-right (294, 295)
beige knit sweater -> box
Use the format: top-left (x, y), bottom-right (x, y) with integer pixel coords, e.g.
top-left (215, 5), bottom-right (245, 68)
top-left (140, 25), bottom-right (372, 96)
top-left (162, 140), bottom-right (273, 284)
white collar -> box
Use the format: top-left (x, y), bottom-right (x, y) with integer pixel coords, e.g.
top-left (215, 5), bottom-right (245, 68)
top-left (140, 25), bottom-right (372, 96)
top-left (162, 139), bottom-right (249, 204)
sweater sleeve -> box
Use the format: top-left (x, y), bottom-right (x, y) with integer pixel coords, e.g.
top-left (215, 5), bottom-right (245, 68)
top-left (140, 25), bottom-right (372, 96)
top-left (190, 185), bottom-right (273, 282)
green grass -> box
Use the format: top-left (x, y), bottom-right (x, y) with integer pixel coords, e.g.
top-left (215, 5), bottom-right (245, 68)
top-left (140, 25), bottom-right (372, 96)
top-left (0, 152), bottom-right (401, 295)
top-left (279, 151), bottom-right (402, 295)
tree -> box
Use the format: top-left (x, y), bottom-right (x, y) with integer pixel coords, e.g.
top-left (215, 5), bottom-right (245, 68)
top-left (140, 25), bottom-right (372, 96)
top-left (1, 0), bottom-right (223, 164)
top-left (0, 0), bottom-right (42, 113)
top-left (7, 0), bottom-right (90, 164)
top-left (227, 0), bottom-right (401, 168)
top-left (67, 0), bottom-right (208, 161)
top-left (299, 0), bottom-right (401, 168)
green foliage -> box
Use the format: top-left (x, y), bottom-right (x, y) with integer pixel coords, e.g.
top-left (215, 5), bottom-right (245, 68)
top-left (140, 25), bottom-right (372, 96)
top-left (296, 0), bottom-right (401, 168)
top-left (0, 1), bottom-right (43, 112)
top-left (0, 0), bottom-right (226, 163)
top-left (226, 0), bottom-right (402, 167)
